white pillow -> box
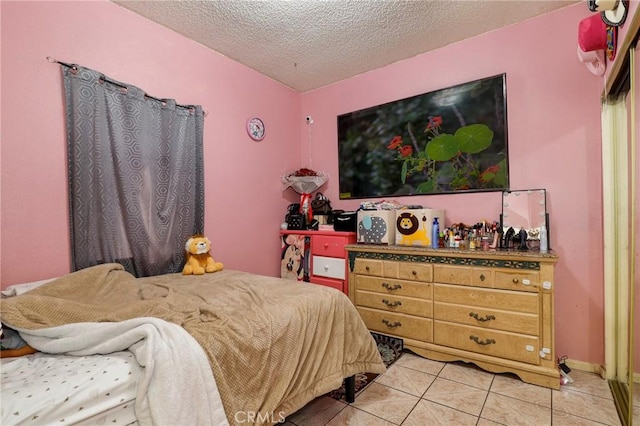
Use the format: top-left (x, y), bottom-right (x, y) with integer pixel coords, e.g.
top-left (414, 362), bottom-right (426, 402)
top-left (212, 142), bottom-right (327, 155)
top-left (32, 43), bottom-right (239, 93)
top-left (1, 278), bottom-right (56, 298)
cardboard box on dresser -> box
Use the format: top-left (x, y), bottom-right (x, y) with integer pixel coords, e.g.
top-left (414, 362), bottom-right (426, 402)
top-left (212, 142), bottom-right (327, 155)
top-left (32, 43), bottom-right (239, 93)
top-left (356, 208), bottom-right (445, 247)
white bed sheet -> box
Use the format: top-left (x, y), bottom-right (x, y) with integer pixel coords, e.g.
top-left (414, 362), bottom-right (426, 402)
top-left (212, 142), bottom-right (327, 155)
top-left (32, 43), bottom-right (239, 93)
top-left (1, 351), bottom-right (142, 425)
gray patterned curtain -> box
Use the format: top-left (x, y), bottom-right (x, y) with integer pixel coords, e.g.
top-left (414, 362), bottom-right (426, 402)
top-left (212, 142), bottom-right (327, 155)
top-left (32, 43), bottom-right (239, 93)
top-left (62, 64), bottom-right (204, 277)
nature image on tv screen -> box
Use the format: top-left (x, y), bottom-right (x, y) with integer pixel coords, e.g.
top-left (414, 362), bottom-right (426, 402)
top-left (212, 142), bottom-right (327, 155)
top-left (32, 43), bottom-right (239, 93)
top-left (337, 74), bottom-right (509, 199)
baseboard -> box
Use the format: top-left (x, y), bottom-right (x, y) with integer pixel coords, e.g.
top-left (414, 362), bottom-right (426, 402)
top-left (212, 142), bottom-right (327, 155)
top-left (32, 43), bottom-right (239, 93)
top-left (568, 358), bottom-right (640, 383)
top-left (565, 358), bottom-right (605, 378)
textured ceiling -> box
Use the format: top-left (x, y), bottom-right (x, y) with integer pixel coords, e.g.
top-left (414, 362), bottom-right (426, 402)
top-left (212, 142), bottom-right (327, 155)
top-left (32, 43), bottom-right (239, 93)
top-left (112, 0), bottom-right (578, 92)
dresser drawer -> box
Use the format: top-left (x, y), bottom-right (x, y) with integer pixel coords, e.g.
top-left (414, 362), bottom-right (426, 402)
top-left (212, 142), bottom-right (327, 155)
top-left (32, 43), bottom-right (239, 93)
top-left (358, 307), bottom-right (433, 342)
top-left (310, 276), bottom-right (344, 292)
top-left (312, 234), bottom-right (349, 258)
top-left (434, 302), bottom-right (539, 335)
top-left (353, 258), bottom-right (384, 276)
top-left (434, 284), bottom-right (539, 314)
top-left (435, 265), bottom-right (540, 293)
top-left (470, 268), bottom-right (493, 286)
top-left (434, 265), bottom-right (493, 287)
top-left (384, 261), bottom-right (433, 282)
top-left (434, 321), bottom-right (540, 365)
top-left (355, 275), bottom-right (432, 299)
top-left (434, 265), bottom-right (473, 285)
top-left (356, 290), bottom-right (432, 318)
top-left (312, 256), bottom-right (346, 280)
top-left (494, 269), bottom-right (540, 292)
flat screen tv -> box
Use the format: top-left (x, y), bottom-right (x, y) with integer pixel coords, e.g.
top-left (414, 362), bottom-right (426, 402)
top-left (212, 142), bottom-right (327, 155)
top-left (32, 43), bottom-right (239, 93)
top-left (337, 74), bottom-right (509, 200)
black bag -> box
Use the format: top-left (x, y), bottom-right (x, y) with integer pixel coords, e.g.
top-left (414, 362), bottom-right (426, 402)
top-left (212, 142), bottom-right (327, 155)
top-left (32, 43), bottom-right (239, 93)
top-left (286, 214), bottom-right (304, 230)
top-left (285, 203), bottom-right (305, 230)
top-left (311, 193), bottom-right (332, 215)
top-left (333, 211), bottom-right (357, 232)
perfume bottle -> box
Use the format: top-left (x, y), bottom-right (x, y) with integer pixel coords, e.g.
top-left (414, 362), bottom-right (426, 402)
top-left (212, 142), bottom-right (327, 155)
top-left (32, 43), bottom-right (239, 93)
top-left (431, 218), bottom-right (439, 249)
top-left (539, 224), bottom-right (548, 253)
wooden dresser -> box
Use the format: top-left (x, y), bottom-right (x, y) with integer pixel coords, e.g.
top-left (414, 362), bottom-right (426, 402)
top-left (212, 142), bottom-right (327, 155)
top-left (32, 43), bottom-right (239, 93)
top-left (346, 244), bottom-right (560, 389)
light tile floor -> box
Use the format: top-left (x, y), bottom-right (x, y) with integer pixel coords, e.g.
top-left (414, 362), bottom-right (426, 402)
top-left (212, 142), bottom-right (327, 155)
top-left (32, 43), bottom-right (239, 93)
top-left (286, 352), bottom-right (623, 426)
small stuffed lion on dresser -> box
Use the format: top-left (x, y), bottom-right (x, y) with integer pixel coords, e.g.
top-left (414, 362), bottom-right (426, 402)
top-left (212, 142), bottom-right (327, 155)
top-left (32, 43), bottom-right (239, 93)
top-left (182, 235), bottom-right (224, 275)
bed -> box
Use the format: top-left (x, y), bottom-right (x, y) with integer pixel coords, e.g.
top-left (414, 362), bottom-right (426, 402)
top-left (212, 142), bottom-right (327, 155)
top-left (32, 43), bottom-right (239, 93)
top-left (0, 263), bottom-right (386, 425)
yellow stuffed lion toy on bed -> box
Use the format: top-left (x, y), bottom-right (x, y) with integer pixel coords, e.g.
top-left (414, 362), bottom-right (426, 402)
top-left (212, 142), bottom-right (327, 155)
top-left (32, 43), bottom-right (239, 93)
top-left (182, 235), bottom-right (224, 275)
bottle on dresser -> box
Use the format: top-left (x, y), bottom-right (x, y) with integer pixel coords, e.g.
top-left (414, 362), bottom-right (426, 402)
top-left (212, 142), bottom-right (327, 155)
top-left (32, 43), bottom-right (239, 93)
top-left (431, 218), bottom-right (439, 249)
top-left (539, 223), bottom-right (548, 253)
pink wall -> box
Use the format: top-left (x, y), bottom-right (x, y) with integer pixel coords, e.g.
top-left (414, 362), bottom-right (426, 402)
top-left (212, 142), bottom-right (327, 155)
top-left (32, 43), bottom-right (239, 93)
top-left (301, 4), bottom-right (606, 365)
top-left (0, 1), bottom-right (301, 284)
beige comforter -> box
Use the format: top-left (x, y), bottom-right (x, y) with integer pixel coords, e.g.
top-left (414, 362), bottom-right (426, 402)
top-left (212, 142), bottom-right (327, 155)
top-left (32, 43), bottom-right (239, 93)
top-left (0, 264), bottom-right (385, 424)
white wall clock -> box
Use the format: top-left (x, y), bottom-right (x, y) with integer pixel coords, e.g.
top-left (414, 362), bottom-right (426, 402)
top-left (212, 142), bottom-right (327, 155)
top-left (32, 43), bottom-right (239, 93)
top-left (247, 117), bottom-right (265, 141)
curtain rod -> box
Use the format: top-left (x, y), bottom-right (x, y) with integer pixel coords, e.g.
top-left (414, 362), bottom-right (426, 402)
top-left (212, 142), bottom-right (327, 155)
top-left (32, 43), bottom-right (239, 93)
top-left (46, 56), bottom-right (208, 117)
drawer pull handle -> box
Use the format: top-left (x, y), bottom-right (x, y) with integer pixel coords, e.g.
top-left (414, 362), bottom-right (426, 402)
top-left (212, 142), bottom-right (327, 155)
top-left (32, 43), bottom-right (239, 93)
top-left (382, 319), bottom-right (402, 328)
top-left (480, 274), bottom-right (486, 281)
top-left (469, 335), bottom-right (496, 345)
top-left (469, 312), bottom-right (496, 322)
top-left (381, 299), bottom-right (402, 308)
top-left (512, 278), bottom-right (519, 284)
top-left (412, 270), bottom-right (417, 275)
top-left (381, 282), bottom-right (402, 291)
top-left (365, 266), bottom-right (370, 272)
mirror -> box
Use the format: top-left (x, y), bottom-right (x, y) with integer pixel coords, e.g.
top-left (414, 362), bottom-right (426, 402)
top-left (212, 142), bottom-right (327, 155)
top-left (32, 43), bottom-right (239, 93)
top-left (502, 189), bottom-right (548, 249)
